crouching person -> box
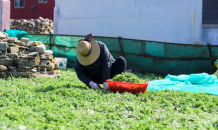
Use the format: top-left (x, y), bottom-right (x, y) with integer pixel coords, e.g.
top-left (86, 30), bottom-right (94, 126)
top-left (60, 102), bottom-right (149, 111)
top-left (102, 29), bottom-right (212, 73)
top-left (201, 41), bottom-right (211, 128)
top-left (75, 33), bottom-right (127, 89)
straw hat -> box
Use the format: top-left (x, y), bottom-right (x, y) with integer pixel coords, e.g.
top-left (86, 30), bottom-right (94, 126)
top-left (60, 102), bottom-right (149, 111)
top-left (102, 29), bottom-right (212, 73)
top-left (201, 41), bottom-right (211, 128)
top-left (76, 39), bottom-right (100, 66)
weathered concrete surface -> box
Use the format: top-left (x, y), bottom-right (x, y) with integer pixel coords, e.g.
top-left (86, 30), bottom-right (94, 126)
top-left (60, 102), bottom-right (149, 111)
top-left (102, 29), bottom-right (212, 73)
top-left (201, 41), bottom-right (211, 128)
top-left (54, 0), bottom-right (203, 44)
top-left (0, 0), bottom-right (10, 31)
top-left (202, 28), bottom-right (218, 45)
top-left (54, 0), bottom-right (218, 45)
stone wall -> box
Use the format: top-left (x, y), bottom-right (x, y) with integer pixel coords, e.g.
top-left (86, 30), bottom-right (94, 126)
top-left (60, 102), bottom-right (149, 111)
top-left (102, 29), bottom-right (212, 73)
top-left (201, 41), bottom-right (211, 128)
top-left (0, 32), bottom-right (59, 79)
top-left (10, 17), bottom-right (53, 34)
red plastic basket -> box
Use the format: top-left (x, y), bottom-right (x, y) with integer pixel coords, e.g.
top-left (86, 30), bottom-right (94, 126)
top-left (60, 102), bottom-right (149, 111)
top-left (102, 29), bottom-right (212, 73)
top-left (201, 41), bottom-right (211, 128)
top-left (106, 80), bottom-right (150, 94)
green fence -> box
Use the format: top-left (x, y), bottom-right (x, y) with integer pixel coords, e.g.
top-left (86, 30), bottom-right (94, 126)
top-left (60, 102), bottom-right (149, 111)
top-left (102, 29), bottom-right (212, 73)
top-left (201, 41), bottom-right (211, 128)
top-left (22, 34), bottom-right (218, 75)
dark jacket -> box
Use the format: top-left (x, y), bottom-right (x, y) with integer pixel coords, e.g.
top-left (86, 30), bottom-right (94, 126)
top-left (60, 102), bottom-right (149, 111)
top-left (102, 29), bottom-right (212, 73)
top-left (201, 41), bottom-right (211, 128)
top-left (75, 41), bottom-right (115, 86)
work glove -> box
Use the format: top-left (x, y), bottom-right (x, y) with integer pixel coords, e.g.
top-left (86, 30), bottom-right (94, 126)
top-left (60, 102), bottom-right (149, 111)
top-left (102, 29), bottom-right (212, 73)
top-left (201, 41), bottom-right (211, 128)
top-left (89, 81), bottom-right (99, 89)
top-left (103, 82), bottom-right (109, 90)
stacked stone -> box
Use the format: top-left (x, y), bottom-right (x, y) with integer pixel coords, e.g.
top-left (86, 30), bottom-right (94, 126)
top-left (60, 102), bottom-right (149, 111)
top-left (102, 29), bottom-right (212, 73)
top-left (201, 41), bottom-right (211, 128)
top-left (0, 33), bottom-right (59, 79)
top-left (10, 17), bottom-right (53, 34)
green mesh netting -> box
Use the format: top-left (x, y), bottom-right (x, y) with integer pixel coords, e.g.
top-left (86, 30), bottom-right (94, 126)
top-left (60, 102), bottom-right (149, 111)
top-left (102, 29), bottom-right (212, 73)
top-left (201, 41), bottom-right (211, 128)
top-left (22, 34), bottom-right (217, 75)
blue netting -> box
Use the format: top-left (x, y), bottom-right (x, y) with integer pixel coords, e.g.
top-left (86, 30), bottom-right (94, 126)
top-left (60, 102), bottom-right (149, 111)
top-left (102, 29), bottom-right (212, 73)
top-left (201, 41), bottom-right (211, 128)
top-left (5, 29), bottom-right (28, 40)
top-left (148, 73), bottom-right (218, 95)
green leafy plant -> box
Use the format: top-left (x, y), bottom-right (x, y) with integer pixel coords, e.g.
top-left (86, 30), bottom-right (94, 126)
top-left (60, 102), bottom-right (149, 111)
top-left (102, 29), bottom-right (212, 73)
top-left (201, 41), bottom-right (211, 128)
top-left (0, 68), bottom-right (217, 129)
top-left (111, 72), bottom-right (144, 83)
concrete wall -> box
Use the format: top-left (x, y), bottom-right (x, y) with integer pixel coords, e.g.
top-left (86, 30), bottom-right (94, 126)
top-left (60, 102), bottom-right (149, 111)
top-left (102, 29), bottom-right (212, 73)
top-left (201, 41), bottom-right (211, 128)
top-left (202, 28), bottom-right (218, 45)
top-left (54, 0), bottom-right (218, 45)
top-left (0, 0), bottom-right (10, 31)
top-left (0, 5), bottom-right (2, 31)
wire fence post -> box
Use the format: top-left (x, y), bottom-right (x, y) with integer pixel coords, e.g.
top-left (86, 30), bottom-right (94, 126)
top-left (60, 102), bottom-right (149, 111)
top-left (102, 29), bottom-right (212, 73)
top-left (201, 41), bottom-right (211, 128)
top-left (49, 32), bottom-right (52, 50)
top-left (118, 36), bottom-right (125, 58)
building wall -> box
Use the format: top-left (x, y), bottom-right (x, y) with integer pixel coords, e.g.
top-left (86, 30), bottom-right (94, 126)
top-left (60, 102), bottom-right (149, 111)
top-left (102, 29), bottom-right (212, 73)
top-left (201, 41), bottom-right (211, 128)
top-left (0, 0), bottom-right (10, 31)
top-left (202, 28), bottom-right (218, 45)
top-left (10, 0), bottom-right (55, 20)
top-left (54, 0), bottom-right (204, 44)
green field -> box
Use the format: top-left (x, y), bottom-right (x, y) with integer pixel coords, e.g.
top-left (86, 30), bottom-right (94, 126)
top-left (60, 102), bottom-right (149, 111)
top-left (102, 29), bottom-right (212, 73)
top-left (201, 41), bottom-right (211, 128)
top-left (0, 68), bottom-right (218, 130)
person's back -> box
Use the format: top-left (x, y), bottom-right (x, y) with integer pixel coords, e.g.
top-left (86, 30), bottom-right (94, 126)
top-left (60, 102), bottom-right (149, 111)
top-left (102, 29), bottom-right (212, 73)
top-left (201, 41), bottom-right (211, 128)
top-left (75, 33), bottom-right (127, 89)
top-left (75, 41), bottom-right (115, 83)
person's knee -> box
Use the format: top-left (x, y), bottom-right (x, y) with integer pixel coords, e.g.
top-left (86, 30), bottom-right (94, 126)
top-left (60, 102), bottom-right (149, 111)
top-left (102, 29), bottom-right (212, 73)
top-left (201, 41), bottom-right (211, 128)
top-left (116, 56), bottom-right (127, 70)
top-left (117, 56), bottom-right (126, 63)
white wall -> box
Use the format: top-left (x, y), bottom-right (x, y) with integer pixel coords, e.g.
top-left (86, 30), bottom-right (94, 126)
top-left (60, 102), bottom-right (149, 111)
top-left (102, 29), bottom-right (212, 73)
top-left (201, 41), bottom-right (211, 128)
top-left (0, 0), bottom-right (10, 31)
top-left (202, 28), bottom-right (218, 45)
top-left (0, 6), bottom-right (2, 31)
top-left (54, 0), bottom-right (203, 44)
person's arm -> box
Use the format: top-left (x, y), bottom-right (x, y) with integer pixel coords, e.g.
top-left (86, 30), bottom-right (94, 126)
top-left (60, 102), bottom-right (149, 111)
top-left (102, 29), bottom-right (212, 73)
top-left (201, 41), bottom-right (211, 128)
top-left (75, 60), bottom-right (91, 86)
top-left (100, 43), bottom-right (113, 82)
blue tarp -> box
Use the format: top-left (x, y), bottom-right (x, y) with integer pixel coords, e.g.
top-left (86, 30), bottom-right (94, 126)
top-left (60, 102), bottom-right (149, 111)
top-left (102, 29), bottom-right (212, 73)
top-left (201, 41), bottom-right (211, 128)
top-left (4, 30), bottom-right (28, 40)
top-left (148, 73), bottom-right (218, 95)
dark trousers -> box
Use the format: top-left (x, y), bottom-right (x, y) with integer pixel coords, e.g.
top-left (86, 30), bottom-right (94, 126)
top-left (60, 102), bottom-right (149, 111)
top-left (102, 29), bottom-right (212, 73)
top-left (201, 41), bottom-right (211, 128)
top-left (110, 56), bottom-right (127, 79)
top-left (86, 56), bottom-right (127, 85)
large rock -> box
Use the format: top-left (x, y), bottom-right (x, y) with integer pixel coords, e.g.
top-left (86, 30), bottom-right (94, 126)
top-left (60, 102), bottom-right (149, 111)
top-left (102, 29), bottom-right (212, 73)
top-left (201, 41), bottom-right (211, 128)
top-left (0, 65), bottom-right (7, 72)
top-left (40, 59), bottom-right (50, 66)
top-left (0, 32), bottom-right (8, 39)
top-left (51, 59), bottom-right (56, 63)
top-left (28, 52), bottom-right (39, 57)
top-left (7, 43), bottom-right (16, 46)
top-left (4, 37), bottom-right (18, 43)
top-left (19, 68), bottom-right (37, 73)
top-left (0, 42), bottom-right (7, 51)
top-left (8, 46), bottom-right (19, 53)
top-left (14, 57), bottom-right (40, 66)
top-left (7, 40), bottom-right (17, 43)
top-left (35, 44), bottom-right (46, 54)
top-left (16, 41), bottom-right (26, 46)
top-left (32, 41), bottom-right (42, 46)
top-left (0, 54), bottom-right (7, 59)
top-left (14, 58), bottom-right (28, 66)
top-left (7, 72), bottom-right (20, 78)
top-left (8, 66), bottom-right (17, 72)
top-left (28, 57), bottom-right (41, 66)
top-left (29, 46), bottom-right (37, 52)
top-left (0, 58), bottom-right (15, 66)
top-left (8, 53), bottom-right (18, 59)
top-left (40, 54), bottom-right (53, 60)
top-left (44, 50), bottom-right (53, 55)
top-left (0, 72), bottom-right (8, 79)
top-left (21, 38), bottom-right (30, 46)
top-left (54, 63), bottom-right (59, 70)
top-left (18, 65), bottom-right (31, 69)
top-left (47, 62), bottom-right (54, 71)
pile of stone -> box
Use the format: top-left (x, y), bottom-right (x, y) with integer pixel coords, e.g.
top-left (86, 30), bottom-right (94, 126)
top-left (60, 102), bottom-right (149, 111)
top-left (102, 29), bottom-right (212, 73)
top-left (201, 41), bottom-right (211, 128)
top-left (10, 17), bottom-right (53, 34)
top-left (0, 32), bottom-right (59, 79)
